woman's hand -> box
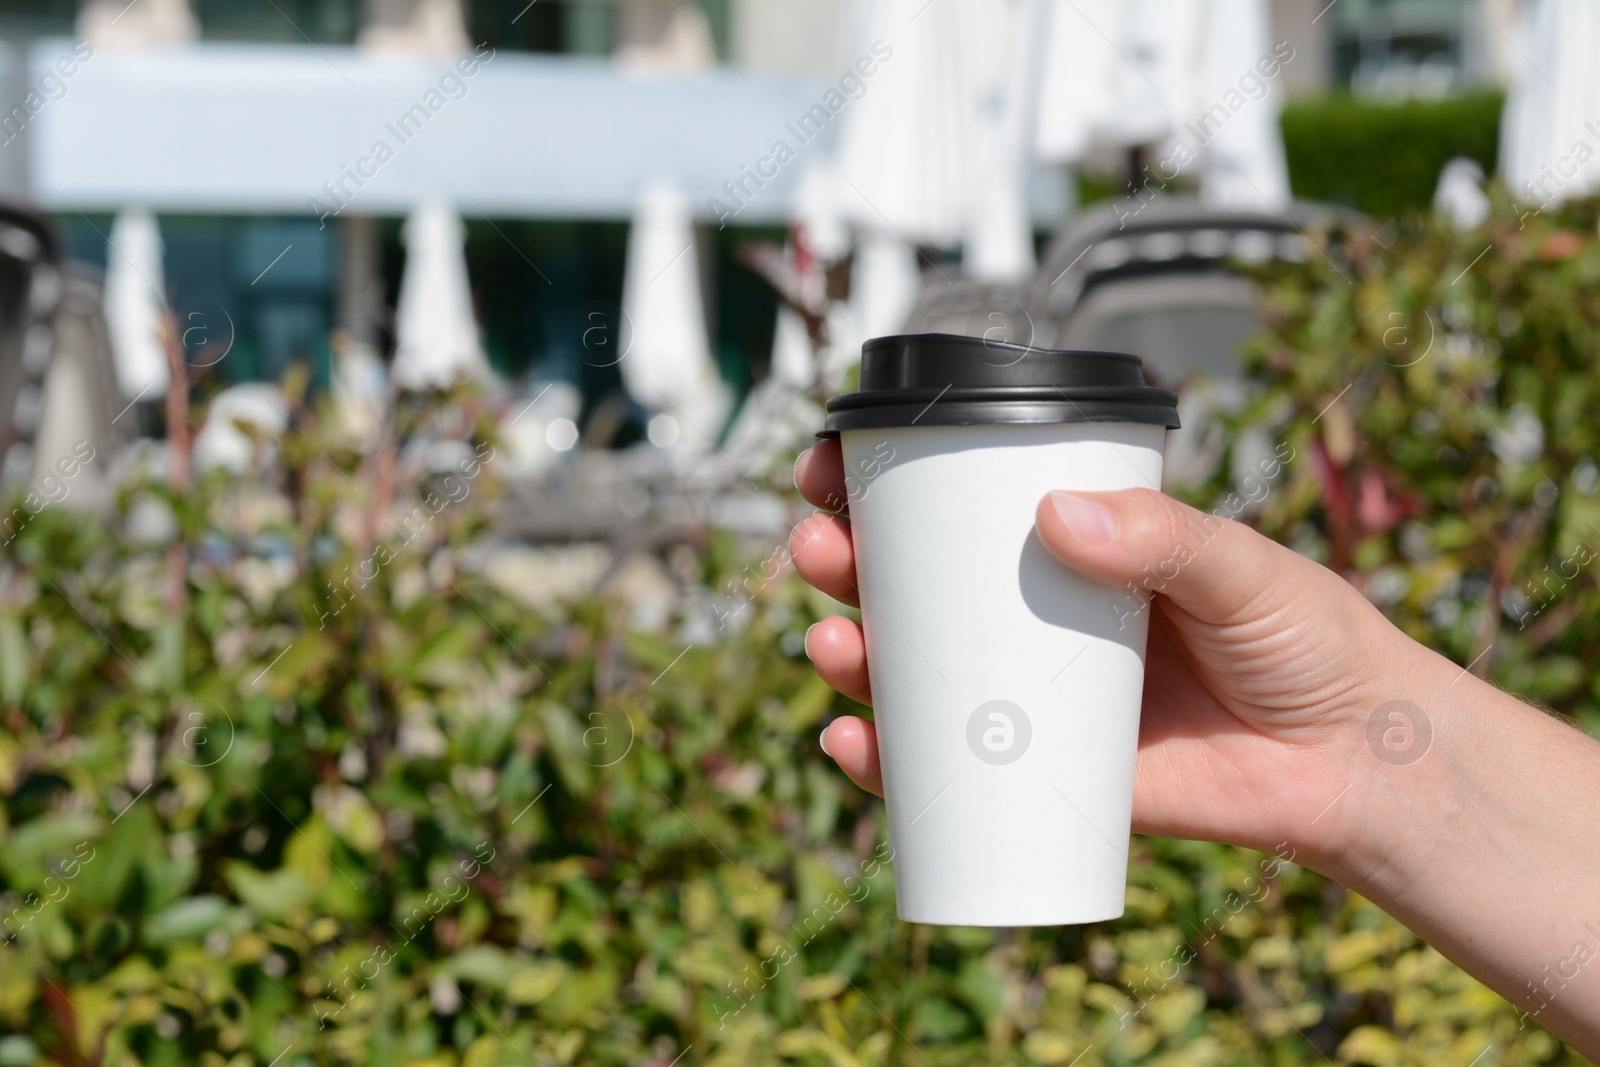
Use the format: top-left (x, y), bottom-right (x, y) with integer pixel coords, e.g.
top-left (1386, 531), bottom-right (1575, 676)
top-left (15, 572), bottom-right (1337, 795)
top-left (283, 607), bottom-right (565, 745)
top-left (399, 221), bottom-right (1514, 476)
top-left (791, 437), bottom-right (1417, 868)
top-left (791, 437), bottom-right (1600, 1058)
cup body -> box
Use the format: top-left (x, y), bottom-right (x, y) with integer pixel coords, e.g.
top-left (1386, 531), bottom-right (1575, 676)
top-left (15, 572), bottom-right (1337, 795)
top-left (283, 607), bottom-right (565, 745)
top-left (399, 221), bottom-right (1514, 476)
top-left (840, 421), bottom-right (1166, 926)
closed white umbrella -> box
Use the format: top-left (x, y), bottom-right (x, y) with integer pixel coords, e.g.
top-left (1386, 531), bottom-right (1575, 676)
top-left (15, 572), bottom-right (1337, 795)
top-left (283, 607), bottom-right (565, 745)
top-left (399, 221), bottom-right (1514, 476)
top-left (848, 230), bottom-right (921, 343)
top-left (619, 177), bottom-right (730, 444)
top-left (1035, 0), bottom-right (1301, 210)
top-left (722, 196), bottom-right (832, 473)
top-left (768, 308), bottom-right (815, 390)
top-left (964, 168), bottom-right (1035, 282)
top-left (1113, 0), bottom-right (1203, 151)
top-left (836, 0), bottom-right (974, 248)
top-left (392, 199), bottom-right (486, 390)
top-left (725, 279), bottom-right (825, 476)
top-left (832, 0), bottom-right (972, 355)
top-left (1033, 0), bottom-right (1201, 167)
top-left (104, 208), bottom-right (169, 400)
top-left (1197, 0), bottom-right (1291, 207)
top-left (793, 163), bottom-right (851, 265)
top-left (1033, 0), bottom-right (1118, 165)
top-left (763, 165), bottom-right (848, 391)
top-left (1500, 0), bottom-right (1600, 206)
top-left (964, 0), bottom-right (1037, 282)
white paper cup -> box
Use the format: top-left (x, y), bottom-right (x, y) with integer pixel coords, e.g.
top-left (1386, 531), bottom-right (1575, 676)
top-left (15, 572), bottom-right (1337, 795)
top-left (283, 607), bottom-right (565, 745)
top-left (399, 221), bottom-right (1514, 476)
top-left (823, 334), bottom-right (1178, 926)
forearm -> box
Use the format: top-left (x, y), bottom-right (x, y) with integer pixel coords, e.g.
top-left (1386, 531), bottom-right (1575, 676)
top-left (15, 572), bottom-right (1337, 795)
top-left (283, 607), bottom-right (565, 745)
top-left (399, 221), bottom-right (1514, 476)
top-left (1325, 643), bottom-right (1600, 1057)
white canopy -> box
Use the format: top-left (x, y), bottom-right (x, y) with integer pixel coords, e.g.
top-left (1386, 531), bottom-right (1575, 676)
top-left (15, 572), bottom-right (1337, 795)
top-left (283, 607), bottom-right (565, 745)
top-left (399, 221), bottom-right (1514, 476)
top-left (391, 199), bottom-right (487, 390)
top-left (33, 42), bottom-right (835, 223)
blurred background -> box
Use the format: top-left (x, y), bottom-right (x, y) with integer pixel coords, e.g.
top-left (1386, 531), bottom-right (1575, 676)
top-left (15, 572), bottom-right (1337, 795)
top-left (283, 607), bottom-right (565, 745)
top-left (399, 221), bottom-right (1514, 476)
top-left (2, 0), bottom-right (1600, 1064)
top-left (0, 0), bottom-right (1523, 504)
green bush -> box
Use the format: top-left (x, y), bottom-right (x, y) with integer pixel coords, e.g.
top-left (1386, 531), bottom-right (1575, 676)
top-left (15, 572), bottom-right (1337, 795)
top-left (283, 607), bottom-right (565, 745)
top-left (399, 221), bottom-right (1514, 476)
top-left (1, 190), bottom-right (1596, 1065)
top-left (1280, 91), bottom-right (1503, 219)
top-left (1223, 187), bottom-right (1600, 739)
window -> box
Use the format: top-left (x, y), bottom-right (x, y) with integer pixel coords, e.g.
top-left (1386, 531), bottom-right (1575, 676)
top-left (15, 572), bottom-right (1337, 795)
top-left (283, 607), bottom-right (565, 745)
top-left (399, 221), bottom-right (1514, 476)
top-left (1330, 0), bottom-right (1479, 97)
top-left (194, 0), bottom-right (360, 45)
top-left (466, 0), bottom-right (616, 55)
top-left (0, 0), bottom-right (78, 39)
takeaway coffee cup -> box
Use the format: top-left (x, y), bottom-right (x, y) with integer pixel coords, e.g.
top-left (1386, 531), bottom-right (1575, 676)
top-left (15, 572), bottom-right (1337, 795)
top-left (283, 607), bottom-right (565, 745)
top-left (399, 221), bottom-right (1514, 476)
top-left (821, 333), bottom-right (1180, 926)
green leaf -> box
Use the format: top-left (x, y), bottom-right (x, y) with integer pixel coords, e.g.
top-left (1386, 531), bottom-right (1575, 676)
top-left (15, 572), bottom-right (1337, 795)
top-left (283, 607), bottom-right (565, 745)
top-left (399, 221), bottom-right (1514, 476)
top-left (506, 961), bottom-right (565, 1005)
top-left (143, 896), bottom-right (243, 944)
top-left (223, 861), bottom-right (316, 921)
top-left (0, 813), bottom-right (99, 882)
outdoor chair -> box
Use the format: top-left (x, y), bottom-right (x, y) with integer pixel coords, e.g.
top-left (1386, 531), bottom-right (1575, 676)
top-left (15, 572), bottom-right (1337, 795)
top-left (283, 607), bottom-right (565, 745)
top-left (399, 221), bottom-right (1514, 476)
top-left (1025, 195), bottom-right (1363, 382)
top-left (1022, 196), bottom-right (1362, 487)
top-left (895, 197), bottom-right (1362, 388)
top-left (0, 201), bottom-right (131, 502)
top-left (0, 197), bottom-right (65, 493)
top-left (33, 265), bottom-right (133, 502)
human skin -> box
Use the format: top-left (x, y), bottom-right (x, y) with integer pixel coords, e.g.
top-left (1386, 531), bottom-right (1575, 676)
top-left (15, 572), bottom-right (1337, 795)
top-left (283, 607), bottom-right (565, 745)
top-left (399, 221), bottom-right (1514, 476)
top-left (791, 438), bottom-right (1600, 1060)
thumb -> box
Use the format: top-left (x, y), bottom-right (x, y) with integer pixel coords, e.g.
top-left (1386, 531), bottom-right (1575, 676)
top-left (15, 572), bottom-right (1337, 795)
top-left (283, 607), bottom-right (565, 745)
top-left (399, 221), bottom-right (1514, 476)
top-left (1034, 488), bottom-right (1303, 626)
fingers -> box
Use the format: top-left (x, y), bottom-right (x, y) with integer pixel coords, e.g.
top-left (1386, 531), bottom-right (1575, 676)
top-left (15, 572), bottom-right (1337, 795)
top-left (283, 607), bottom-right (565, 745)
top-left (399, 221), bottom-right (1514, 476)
top-left (804, 616), bottom-right (871, 705)
top-left (794, 442), bottom-right (861, 607)
top-left (795, 441), bottom-right (850, 514)
top-left (1033, 487), bottom-right (1329, 627)
top-left (820, 715), bottom-right (883, 796)
top-left (790, 511), bottom-right (860, 608)
top-left (808, 617), bottom-right (881, 795)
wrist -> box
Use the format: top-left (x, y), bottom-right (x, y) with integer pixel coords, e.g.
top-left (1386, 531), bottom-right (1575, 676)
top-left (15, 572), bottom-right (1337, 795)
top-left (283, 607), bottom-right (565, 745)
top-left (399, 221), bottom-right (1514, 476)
top-left (1308, 637), bottom-right (1583, 904)
top-left (1302, 643), bottom-right (1600, 1054)
top-left (1290, 638), bottom-right (1469, 891)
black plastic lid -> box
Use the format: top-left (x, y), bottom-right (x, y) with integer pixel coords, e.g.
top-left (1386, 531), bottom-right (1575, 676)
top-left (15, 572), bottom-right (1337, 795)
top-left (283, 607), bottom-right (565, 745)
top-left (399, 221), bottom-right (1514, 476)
top-left (820, 333), bottom-right (1181, 436)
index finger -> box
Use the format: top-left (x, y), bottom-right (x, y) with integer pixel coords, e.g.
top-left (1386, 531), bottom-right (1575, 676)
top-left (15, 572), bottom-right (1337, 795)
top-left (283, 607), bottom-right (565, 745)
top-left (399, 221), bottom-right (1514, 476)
top-left (795, 439), bottom-right (850, 514)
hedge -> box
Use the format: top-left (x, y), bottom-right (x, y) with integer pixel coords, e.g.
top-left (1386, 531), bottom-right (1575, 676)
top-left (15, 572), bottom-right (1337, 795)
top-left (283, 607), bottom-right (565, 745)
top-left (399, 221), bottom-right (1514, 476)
top-left (1, 190), bottom-right (1596, 1063)
top-left (1279, 90), bottom-right (1504, 219)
